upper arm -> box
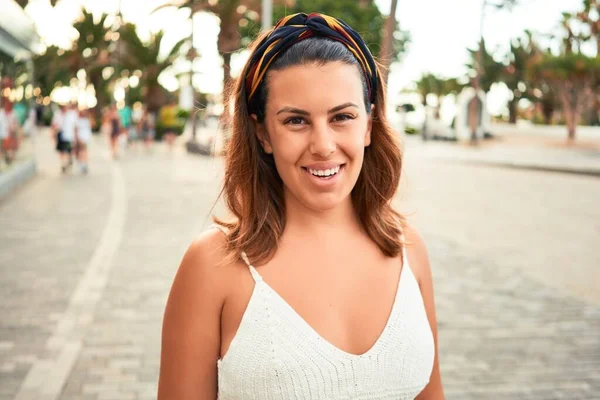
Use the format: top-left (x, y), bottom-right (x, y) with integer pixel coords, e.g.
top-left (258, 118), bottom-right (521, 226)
top-left (158, 230), bottom-right (227, 400)
top-left (405, 225), bottom-right (445, 400)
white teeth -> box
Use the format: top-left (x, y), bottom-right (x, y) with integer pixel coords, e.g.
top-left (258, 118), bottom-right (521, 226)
top-left (308, 166), bottom-right (341, 177)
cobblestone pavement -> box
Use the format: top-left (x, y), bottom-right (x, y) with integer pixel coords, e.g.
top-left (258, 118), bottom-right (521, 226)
top-left (0, 130), bottom-right (598, 399)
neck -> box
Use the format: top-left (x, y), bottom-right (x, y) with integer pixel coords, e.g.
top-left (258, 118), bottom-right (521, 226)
top-left (283, 188), bottom-right (364, 239)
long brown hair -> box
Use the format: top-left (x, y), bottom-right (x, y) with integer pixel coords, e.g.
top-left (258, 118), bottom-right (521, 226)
top-left (215, 32), bottom-right (406, 266)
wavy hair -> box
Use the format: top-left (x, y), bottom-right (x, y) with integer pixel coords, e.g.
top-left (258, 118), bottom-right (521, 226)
top-left (215, 32), bottom-right (406, 265)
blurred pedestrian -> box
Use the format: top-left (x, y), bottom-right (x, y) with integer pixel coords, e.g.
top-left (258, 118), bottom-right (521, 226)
top-left (74, 108), bottom-right (93, 174)
top-left (159, 12), bottom-right (444, 400)
top-left (159, 100), bottom-right (178, 152)
top-left (100, 106), bottom-right (112, 138)
top-left (139, 107), bottom-right (156, 151)
top-left (51, 103), bottom-right (69, 171)
top-left (119, 103), bottom-right (133, 143)
top-left (59, 102), bottom-right (78, 173)
top-left (0, 100), bottom-right (20, 165)
top-left (108, 105), bottom-right (121, 159)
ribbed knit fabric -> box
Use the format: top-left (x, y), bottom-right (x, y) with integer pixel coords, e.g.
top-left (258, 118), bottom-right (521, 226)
top-left (214, 226), bottom-right (435, 399)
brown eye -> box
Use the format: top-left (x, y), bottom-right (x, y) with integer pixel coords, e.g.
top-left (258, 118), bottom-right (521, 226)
top-left (285, 117), bottom-right (307, 125)
top-left (332, 114), bottom-right (355, 122)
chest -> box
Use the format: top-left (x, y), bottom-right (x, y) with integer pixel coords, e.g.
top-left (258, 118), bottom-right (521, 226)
top-left (217, 250), bottom-right (435, 400)
top-left (221, 242), bottom-right (407, 356)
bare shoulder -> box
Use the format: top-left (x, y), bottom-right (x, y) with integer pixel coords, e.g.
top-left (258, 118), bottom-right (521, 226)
top-left (158, 227), bottom-right (233, 399)
top-left (403, 224), bottom-right (432, 286)
top-left (184, 227), bottom-right (232, 275)
top-left (173, 228), bottom-right (233, 292)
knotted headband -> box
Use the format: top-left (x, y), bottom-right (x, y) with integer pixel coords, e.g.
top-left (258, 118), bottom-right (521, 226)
top-left (244, 12), bottom-right (379, 112)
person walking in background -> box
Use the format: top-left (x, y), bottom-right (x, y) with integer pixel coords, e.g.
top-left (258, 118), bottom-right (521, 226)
top-left (159, 100), bottom-right (178, 153)
top-left (139, 106), bottom-right (156, 151)
top-left (119, 103), bottom-right (133, 148)
top-left (51, 103), bottom-right (69, 171)
top-left (100, 106), bottom-right (112, 138)
top-left (159, 12), bottom-right (444, 400)
top-left (129, 103), bottom-right (143, 150)
top-left (59, 102), bottom-right (78, 174)
top-left (0, 100), bottom-right (20, 165)
top-left (109, 105), bottom-right (121, 159)
top-left (74, 108), bottom-right (93, 174)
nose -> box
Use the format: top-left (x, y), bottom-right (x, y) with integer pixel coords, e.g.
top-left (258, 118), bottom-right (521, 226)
top-left (309, 120), bottom-right (336, 157)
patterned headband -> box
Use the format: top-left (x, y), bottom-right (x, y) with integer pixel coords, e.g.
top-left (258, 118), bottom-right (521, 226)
top-left (244, 12), bottom-right (379, 112)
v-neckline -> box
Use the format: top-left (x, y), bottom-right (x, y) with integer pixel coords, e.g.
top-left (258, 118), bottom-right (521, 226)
top-left (257, 256), bottom-right (408, 359)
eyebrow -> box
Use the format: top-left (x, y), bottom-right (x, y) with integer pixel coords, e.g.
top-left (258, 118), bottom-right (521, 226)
top-left (276, 102), bottom-right (359, 116)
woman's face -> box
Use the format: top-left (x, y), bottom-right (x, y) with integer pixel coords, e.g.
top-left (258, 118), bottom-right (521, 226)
top-left (255, 61), bottom-right (372, 212)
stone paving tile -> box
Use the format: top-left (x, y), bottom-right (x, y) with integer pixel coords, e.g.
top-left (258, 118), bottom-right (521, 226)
top-left (58, 149), bottom-right (223, 400)
top-left (426, 235), bottom-right (600, 399)
top-left (0, 133), bottom-right (113, 400)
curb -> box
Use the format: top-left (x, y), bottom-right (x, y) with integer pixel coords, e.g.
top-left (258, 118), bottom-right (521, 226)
top-left (0, 158), bottom-right (37, 200)
top-left (445, 158), bottom-right (600, 178)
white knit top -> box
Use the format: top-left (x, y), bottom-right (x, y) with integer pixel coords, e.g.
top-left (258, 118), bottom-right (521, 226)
top-left (215, 228), bottom-right (435, 400)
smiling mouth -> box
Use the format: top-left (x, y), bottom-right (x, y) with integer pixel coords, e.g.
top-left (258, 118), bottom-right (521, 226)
top-left (301, 164), bottom-right (345, 179)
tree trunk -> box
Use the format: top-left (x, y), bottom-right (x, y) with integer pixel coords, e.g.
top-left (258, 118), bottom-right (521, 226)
top-left (90, 73), bottom-right (106, 123)
top-left (542, 99), bottom-right (554, 125)
top-left (379, 0), bottom-right (398, 85)
top-left (508, 98), bottom-right (518, 124)
top-left (589, 91), bottom-right (600, 126)
top-left (146, 84), bottom-right (166, 114)
top-left (559, 89), bottom-right (577, 142)
top-left (567, 118), bottom-right (576, 141)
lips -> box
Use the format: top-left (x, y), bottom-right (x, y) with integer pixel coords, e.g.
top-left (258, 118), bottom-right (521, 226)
top-left (301, 163), bottom-right (345, 178)
top-left (307, 165), bottom-right (341, 177)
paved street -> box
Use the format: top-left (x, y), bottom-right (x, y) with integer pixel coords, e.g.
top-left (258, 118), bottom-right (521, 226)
top-left (1, 129), bottom-right (599, 400)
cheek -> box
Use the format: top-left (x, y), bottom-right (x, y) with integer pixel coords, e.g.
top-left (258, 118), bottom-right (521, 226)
top-left (340, 127), bottom-right (369, 157)
top-left (269, 129), bottom-right (306, 169)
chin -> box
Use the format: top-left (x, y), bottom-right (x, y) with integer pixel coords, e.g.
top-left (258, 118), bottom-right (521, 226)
top-left (300, 191), bottom-right (349, 212)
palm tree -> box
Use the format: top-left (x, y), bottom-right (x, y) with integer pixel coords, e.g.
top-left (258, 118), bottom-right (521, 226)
top-left (468, 0), bottom-right (518, 143)
top-left (529, 53), bottom-right (600, 140)
top-left (501, 31), bottom-right (539, 123)
top-left (416, 73), bottom-right (461, 118)
top-left (33, 45), bottom-right (70, 97)
top-left (155, 0), bottom-right (259, 104)
top-left (577, 0), bottom-right (600, 52)
top-left (466, 39), bottom-right (504, 93)
top-left (67, 9), bottom-right (113, 116)
top-left (379, 0), bottom-right (398, 85)
top-left (576, 0), bottom-right (600, 125)
top-left (118, 23), bottom-right (188, 112)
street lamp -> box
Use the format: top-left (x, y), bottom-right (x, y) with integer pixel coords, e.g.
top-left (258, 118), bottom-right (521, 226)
top-left (262, 0), bottom-right (272, 30)
top-left (470, 0), bottom-right (518, 144)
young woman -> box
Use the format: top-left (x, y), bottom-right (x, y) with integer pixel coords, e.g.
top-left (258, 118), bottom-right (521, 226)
top-left (159, 13), bottom-right (444, 400)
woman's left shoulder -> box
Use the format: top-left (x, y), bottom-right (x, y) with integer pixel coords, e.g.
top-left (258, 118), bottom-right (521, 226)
top-left (402, 224), bottom-right (432, 286)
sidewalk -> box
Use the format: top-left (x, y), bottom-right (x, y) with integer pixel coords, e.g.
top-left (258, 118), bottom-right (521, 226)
top-left (0, 128), bottom-right (598, 399)
top-left (0, 134), bottom-right (37, 200)
top-left (405, 132), bottom-right (600, 177)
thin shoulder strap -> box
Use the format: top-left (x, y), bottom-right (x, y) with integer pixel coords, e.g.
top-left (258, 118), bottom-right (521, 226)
top-left (212, 224), bottom-right (262, 283)
top-left (240, 251), bottom-right (263, 283)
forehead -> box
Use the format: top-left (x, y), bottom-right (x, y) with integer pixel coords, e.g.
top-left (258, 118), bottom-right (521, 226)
top-left (265, 62), bottom-right (364, 111)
